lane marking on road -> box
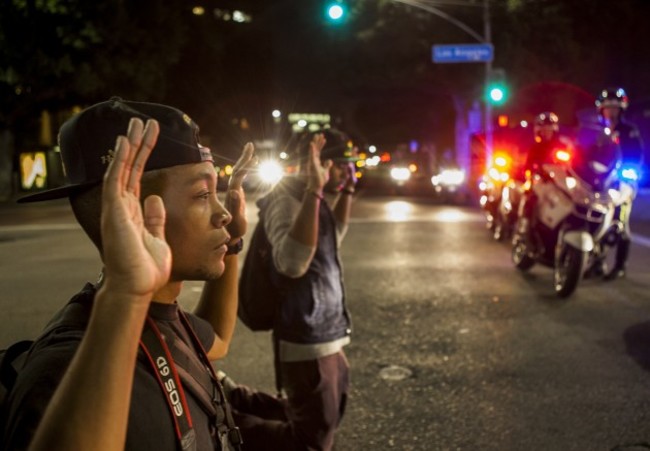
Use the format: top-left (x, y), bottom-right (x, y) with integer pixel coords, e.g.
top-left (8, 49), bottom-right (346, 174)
top-left (0, 223), bottom-right (81, 233)
top-left (350, 211), bottom-right (486, 224)
top-left (349, 216), bottom-right (486, 224)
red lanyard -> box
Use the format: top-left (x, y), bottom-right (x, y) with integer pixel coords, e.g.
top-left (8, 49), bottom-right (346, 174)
top-left (176, 310), bottom-right (243, 450)
top-left (140, 316), bottom-right (197, 450)
top-left (139, 312), bottom-right (242, 451)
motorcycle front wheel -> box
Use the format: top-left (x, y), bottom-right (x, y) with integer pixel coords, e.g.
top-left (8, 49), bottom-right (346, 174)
top-left (512, 238), bottom-right (535, 271)
top-left (493, 213), bottom-right (504, 241)
top-left (554, 246), bottom-right (587, 298)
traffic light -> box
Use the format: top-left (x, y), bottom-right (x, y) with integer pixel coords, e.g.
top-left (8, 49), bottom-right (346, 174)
top-left (489, 85), bottom-right (506, 103)
top-left (486, 68), bottom-right (508, 106)
top-left (325, 1), bottom-right (346, 22)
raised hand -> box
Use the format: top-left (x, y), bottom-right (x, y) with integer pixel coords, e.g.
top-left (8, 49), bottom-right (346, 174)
top-left (100, 118), bottom-right (172, 304)
top-left (306, 133), bottom-right (331, 195)
top-left (225, 142), bottom-right (255, 242)
top-left (343, 161), bottom-right (358, 189)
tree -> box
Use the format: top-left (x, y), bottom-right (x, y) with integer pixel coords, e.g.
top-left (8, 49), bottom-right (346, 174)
top-left (0, 0), bottom-right (190, 138)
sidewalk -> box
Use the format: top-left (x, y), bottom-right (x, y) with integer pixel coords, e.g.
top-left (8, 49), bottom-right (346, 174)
top-left (0, 195), bottom-right (72, 227)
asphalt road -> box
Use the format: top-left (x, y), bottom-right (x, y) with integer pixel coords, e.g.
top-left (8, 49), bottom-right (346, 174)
top-left (2, 188), bottom-right (650, 450)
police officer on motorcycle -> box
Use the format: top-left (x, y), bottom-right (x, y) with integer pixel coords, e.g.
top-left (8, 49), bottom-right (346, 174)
top-left (526, 112), bottom-right (563, 170)
top-left (596, 87), bottom-right (644, 279)
top-left (516, 112), bottom-right (567, 238)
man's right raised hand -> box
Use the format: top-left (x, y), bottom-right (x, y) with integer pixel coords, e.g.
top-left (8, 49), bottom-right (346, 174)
top-left (100, 117), bottom-right (171, 306)
top-left (306, 133), bottom-right (331, 196)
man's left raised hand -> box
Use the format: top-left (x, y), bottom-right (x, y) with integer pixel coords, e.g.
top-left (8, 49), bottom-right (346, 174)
top-left (225, 142), bottom-right (255, 242)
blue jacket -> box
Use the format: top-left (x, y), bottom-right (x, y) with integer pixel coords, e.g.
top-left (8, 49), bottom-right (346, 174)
top-left (258, 177), bottom-right (352, 345)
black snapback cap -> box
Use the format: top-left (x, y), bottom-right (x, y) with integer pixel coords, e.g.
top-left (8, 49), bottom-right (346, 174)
top-left (296, 128), bottom-right (359, 163)
top-left (18, 97), bottom-right (213, 203)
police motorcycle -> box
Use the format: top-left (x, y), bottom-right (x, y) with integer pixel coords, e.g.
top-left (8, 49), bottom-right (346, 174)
top-left (479, 151), bottom-right (521, 241)
top-left (495, 175), bottom-right (525, 241)
top-left (584, 157), bottom-right (641, 277)
top-left (584, 159), bottom-right (639, 277)
top-left (511, 128), bottom-right (624, 298)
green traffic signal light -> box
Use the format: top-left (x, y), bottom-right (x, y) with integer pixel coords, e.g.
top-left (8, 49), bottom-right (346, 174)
top-left (326, 2), bottom-right (345, 21)
top-left (487, 84), bottom-right (508, 105)
top-left (490, 86), bottom-right (505, 102)
top-left (486, 68), bottom-right (508, 105)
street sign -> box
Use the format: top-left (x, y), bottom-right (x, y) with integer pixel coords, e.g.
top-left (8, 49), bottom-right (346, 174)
top-left (432, 43), bottom-right (494, 63)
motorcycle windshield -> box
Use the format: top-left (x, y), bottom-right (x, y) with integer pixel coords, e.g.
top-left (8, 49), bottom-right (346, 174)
top-left (571, 125), bottom-right (622, 191)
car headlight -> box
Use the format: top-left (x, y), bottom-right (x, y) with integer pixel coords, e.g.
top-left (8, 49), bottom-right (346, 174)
top-left (440, 169), bottom-right (465, 186)
top-left (390, 167), bottom-right (411, 182)
top-left (432, 169), bottom-right (465, 186)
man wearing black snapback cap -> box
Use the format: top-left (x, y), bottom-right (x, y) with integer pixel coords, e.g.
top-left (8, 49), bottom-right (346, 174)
top-left (222, 129), bottom-right (358, 450)
top-left (2, 97), bottom-right (254, 450)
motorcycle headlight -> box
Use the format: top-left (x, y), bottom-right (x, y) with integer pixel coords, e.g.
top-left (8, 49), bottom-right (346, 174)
top-left (488, 167), bottom-right (500, 181)
top-left (608, 188), bottom-right (621, 202)
top-left (565, 177), bottom-right (577, 190)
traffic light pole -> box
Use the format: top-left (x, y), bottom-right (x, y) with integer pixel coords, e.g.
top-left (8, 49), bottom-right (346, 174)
top-left (483, 0), bottom-right (493, 165)
top-left (393, 0), bottom-right (494, 165)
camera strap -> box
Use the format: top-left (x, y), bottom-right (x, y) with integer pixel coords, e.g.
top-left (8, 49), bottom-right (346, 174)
top-left (140, 312), bottom-right (243, 451)
top-left (140, 316), bottom-right (197, 451)
top-left (176, 310), bottom-right (243, 450)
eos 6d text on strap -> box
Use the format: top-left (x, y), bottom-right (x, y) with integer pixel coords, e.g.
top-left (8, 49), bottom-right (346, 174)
top-left (140, 317), bottom-right (197, 451)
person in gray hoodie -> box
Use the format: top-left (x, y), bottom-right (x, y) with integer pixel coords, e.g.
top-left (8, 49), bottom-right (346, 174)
top-left (224, 128), bottom-right (358, 451)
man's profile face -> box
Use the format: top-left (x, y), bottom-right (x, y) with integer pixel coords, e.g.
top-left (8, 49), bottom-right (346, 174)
top-left (324, 161), bottom-right (351, 192)
top-left (157, 162), bottom-right (232, 282)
